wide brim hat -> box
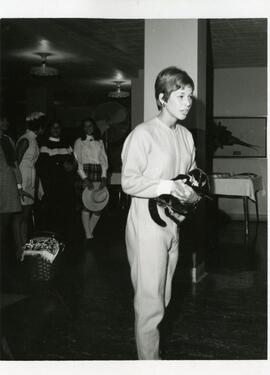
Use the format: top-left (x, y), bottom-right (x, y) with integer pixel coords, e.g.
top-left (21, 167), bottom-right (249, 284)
top-left (82, 186), bottom-right (109, 212)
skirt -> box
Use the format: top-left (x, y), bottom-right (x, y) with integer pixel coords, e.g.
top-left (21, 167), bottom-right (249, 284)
top-left (0, 165), bottom-right (22, 213)
top-left (20, 164), bottom-right (36, 206)
top-left (83, 163), bottom-right (102, 182)
top-left (81, 164), bottom-right (102, 211)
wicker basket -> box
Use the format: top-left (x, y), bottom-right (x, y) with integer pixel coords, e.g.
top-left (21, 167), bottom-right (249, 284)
top-left (23, 232), bottom-right (64, 282)
top-left (25, 256), bottom-right (55, 282)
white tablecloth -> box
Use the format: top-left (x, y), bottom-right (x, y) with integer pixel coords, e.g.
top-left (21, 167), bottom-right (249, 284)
top-left (210, 175), bottom-right (263, 201)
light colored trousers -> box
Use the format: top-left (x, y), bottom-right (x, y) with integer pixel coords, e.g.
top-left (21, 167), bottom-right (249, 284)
top-left (126, 199), bottom-right (179, 360)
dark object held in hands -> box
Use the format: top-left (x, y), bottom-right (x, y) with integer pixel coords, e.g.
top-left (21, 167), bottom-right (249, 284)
top-left (148, 168), bottom-right (212, 227)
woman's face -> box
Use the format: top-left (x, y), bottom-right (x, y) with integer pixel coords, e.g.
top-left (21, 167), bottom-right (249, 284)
top-left (84, 121), bottom-right (94, 135)
top-left (162, 85), bottom-right (193, 121)
top-left (50, 123), bottom-right (61, 138)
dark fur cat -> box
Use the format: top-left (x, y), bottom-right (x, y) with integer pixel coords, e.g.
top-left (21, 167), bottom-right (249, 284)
top-left (148, 168), bottom-right (212, 227)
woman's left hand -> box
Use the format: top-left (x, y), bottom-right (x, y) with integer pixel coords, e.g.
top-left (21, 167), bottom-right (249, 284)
top-left (167, 207), bottom-right (186, 223)
top-left (99, 177), bottom-right (107, 190)
top-left (18, 189), bottom-right (34, 202)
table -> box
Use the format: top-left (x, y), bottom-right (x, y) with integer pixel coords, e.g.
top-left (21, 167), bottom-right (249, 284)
top-left (209, 174), bottom-right (263, 236)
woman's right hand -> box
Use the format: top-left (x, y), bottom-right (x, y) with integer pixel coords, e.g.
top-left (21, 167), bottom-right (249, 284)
top-left (83, 178), bottom-right (94, 190)
top-left (63, 160), bottom-right (74, 172)
top-left (172, 180), bottom-right (201, 204)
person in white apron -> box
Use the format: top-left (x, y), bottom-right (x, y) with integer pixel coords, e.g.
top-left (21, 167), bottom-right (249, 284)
top-left (121, 66), bottom-right (200, 360)
top-left (16, 112), bottom-right (46, 245)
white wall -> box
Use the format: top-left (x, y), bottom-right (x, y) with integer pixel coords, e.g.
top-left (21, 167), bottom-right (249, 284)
top-left (213, 67), bottom-right (267, 220)
top-left (213, 67), bottom-right (267, 117)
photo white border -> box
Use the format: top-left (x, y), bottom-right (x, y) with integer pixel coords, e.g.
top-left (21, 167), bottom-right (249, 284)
top-left (0, 0), bottom-right (269, 19)
top-left (0, 0), bottom-right (269, 374)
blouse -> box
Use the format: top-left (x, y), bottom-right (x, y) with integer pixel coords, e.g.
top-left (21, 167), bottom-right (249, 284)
top-left (121, 117), bottom-right (196, 199)
top-left (73, 135), bottom-right (108, 179)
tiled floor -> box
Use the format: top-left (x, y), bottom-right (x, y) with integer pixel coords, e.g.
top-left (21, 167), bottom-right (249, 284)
top-left (0, 209), bottom-right (267, 360)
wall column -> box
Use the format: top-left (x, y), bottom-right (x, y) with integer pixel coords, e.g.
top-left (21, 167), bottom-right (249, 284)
top-left (144, 19), bottom-right (208, 283)
top-left (131, 69), bottom-right (144, 130)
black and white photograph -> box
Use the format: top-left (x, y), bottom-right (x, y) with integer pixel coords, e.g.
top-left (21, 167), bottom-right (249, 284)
top-left (0, 0), bottom-right (268, 373)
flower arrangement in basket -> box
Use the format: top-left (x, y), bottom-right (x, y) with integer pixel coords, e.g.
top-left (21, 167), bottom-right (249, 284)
top-left (21, 233), bottom-right (65, 282)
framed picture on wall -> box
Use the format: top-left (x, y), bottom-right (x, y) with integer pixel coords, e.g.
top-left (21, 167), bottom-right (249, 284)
top-left (213, 116), bottom-right (267, 158)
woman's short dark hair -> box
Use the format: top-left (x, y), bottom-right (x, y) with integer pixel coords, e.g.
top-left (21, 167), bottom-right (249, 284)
top-left (50, 120), bottom-right (62, 129)
top-left (26, 115), bottom-right (47, 132)
top-left (155, 66), bottom-right (194, 110)
top-left (80, 117), bottom-right (101, 141)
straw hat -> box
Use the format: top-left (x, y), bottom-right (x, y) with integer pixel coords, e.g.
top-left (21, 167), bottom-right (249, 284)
top-left (82, 186), bottom-right (109, 212)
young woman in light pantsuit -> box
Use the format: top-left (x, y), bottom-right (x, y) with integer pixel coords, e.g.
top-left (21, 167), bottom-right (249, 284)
top-left (121, 67), bottom-right (200, 360)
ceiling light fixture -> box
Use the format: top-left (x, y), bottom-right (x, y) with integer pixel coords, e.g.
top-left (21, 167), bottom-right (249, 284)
top-left (108, 80), bottom-right (129, 98)
top-left (30, 52), bottom-right (59, 77)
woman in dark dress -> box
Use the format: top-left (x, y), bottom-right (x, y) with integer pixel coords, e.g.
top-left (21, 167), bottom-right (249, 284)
top-left (37, 120), bottom-right (77, 238)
